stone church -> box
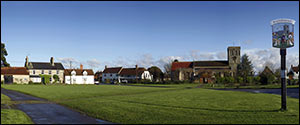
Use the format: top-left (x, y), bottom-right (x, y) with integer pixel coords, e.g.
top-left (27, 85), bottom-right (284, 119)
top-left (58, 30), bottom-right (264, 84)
top-left (171, 46), bottom-right (240, 83)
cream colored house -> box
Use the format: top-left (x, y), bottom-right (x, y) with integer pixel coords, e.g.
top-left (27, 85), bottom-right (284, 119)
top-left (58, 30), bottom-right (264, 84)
top-left (25, 56), bottom-right (65, 83)
top-left (1, 67), bottom-right (30, 84)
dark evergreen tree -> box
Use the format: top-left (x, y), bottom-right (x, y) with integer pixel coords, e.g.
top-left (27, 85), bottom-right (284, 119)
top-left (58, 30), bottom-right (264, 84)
top-left (1, 42), bottom-right (10, 67)
top-left (237, 54), bottom-right (254, 83)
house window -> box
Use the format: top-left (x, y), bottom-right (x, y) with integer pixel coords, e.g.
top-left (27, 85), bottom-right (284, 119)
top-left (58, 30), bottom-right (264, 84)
top-left (57, 70), bottom-right (59, 74)
top-left (50, 77), bottom-right (52, 81)
top-left (110, 74), bottom-right (112, 77)
top-left (42, 70), bottom-right (44, 74)
top-left (33, 70), bottom-right (35, 74)
top-left (49, 70), bottom-right (52, 74)
top-left (104, 74), bottom-right (106, 77)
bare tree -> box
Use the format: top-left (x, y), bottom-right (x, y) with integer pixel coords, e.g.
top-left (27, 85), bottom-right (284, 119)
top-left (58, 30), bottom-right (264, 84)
top-left (163, 61), bottom-right (172, 75)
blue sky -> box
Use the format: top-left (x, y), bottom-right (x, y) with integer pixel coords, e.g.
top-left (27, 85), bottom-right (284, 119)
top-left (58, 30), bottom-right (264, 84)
top-left (1, 1), bottom-right (299, 72)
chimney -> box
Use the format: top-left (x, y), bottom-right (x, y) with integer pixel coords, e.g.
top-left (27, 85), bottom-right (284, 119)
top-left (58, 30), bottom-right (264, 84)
top-left (105, 65), bottom-right (107, 69)
top-left (80, 64), bottom-right (83, 70)
top-left (25, 56), bottom-right (29, 68)
top-left (135, 65), bottom-right (138, 69)
top-left (50, 57), bottom-right (54, 66)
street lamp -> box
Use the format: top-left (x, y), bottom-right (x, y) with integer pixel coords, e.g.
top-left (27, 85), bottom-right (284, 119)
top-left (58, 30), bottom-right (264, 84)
top-left (271, 18), bottom-right (295, 111)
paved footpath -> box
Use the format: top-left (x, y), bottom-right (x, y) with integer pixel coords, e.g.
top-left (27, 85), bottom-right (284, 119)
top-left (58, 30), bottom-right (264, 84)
top-left (213, 88), bottom-right (299, 99)
top-left (1, 88), bottom-right (114, 124)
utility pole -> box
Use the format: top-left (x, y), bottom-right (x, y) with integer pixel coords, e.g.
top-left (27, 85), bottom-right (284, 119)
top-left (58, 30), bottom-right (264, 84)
top-left (70, 61), bottom-right (72, 84)
top-left (280, 49), bottom-right (287, 110)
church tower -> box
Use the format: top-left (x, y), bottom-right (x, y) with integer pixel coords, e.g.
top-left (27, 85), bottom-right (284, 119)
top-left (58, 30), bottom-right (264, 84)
top-left (227, 46), bottom-right (241, 75)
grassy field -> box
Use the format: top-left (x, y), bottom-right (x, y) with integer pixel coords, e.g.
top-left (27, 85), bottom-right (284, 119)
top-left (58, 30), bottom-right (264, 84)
top-left (1, 84), bottom-right (299, 124)
top-left (126, 83), bottom-right (299, 89)
top-left (1, 94), bottom-right (33, 124)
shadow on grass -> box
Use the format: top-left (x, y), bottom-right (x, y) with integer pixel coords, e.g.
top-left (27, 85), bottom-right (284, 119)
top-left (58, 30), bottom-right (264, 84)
top-left (112, 99), bottom-right (281, 113)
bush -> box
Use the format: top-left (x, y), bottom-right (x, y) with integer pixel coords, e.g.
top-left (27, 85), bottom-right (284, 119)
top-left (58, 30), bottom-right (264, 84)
top-left (225, 77), bottom-right (234, 84)
top-left (1, 81), bottom-right (3, 84)
top-left (216, 77), bottom-right (225, 84)
top-left (39, 75), bottom-right (51, 84)
top-left (237, 77), bottom-right (243, 84)
top-left (246, 76), bottom-right (254, 85)
top-left (28, 81), bottom-right (33, 84)
top-left (53, 75), bottom-right (60, 83)
top-left (253, 76), bottom-right (261, 85)
top-left (141, 79), bottom-right (152, 84)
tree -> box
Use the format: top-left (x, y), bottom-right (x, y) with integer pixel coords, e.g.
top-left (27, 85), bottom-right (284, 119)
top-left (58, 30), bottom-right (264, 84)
top-left (1, 43), bottom-right (10, 67)
top-left (163, 61), bottom-right (172, 81)
top-left (237, 54), bottom-right (254, 84)
top-left (53, 75), bottom-right (60, 83)
top-left (148, 66), bottom-right (163, 83)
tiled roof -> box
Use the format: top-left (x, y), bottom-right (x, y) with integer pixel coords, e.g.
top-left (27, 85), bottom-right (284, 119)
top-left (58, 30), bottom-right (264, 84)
top-left (171, 61), bottom-right (229, 71)
top-left (171, 62), bottom-right (193, 71)
top-left (193, 61), bottom-right (229, 67)
top-left (119, 68), bottom-right (146, 75)
top-left (64, 69), bottom-right (94, 75)
top-left (103, 67), bottom-right (122, 73)
top-left (26, 62), bottom-right (64, 70)
top-left (1, 67), bottom-right (29, 75)
top-left (261, 66), bottom-right (274, 75)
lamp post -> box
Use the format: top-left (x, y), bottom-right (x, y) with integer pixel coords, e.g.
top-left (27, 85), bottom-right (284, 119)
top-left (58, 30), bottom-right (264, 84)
top-left (271, 18), bottom-right (295, 111)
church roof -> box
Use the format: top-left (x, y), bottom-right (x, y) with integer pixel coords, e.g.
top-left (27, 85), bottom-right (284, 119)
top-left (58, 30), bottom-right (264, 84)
top-left (171, 61), bottom-right (229, 71)
top-left (171, 62), bottom-right (193, 71)
top-left (193, 61), bottom-right (229, 67)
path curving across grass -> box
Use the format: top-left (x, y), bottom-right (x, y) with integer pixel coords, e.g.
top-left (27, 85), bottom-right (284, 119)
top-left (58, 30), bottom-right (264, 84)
top-left (1, 84), bottom-right (299, 124)
top-left (1, 94), bottom-right (33, 124)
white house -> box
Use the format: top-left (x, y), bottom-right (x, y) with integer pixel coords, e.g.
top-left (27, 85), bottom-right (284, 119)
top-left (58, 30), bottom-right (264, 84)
top-left (102, 66), bottom-right (122, 83)
top-left (64, 67), bottom-right (94, 84)
top-left (102, 65), bottom-right (152, 83)
top-left (289, 65), bottom-right (299, 80)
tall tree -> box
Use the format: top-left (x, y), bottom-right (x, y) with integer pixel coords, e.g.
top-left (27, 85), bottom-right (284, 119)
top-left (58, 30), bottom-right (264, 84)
top-left (237, 54), bottom-right (254, 83)
top-left (1, 42), bottom-right (10, 67)
top-left (147, 66), bottom-right (163, 83)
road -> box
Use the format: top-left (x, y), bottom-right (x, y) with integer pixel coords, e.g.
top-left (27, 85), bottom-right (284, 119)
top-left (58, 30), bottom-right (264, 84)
top-left (1, 88), bottom-right (113, 124)
top-left (213, 88), bottom-right (299, 99)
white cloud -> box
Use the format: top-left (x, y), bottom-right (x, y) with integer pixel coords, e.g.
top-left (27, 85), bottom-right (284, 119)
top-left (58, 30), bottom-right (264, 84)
top-left (58, 48), bottom-right (299, 74)
top-left (243, 48), bottom-right (299, 73)
top-left (86, 59), bottom-right (101, 69)
top-left (57, 57), bottom-right (79, 69)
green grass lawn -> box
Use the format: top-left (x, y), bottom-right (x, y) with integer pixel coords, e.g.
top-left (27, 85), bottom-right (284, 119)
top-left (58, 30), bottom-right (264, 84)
top-left (125, 83), bottom-right (299, 89)
top-left (1, 94), bottom-right (33, 124)
top-left (1, 84), bottom-right (299, 124)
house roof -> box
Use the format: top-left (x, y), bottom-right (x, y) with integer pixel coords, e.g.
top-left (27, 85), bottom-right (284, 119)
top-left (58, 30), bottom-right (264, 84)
top-left (119, 68), bottom-right (146, 75)
top-left (291, 65), bottom-right (299, 73)
top-left (261, 66), bottom-right (274, 75)
top-left (171, 62), bottom-right (193, 71)
top-left (64, 69), bottom-right (94, 75)
top-left (26, 62), bottom-right (64, 70)
top-left (1, 67), bottom-right (29, 75)
top-left (103, 67), bottom-right (122, 73)
top-left (193, 61), bottom-right (229, 67)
